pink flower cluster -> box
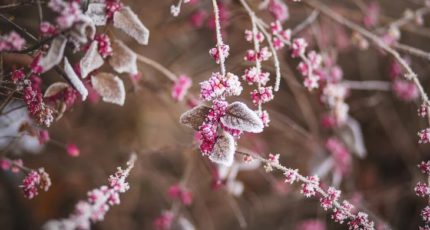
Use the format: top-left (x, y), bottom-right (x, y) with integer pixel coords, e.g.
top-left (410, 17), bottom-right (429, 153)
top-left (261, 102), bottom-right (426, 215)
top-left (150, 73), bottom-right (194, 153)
top-left (209, 44), bottom-right (230, 64)
top-left (242, 26), bottom-right (274, 126)
top-left (325, 138), bottom-right (351, 176)
top-left (269, 21), bottom-right (322, 90)
top-left (23, 75), bottom-right (54, 127)
top-left (94, 34), bottom-right (113, 58)
top-left (48, 0), bottom-right (83, 29)
top-left (200, 72), bottom-right (242, 101)
top-left (268, 0), bottom-right (289, 22)
top-left (21, 168), bottom-right (51, 199)
top-left (40, 22), bottom-right (58, 37)
top-left (415, 161), bottom-right (430, 229)
top-left (0, 31), bottom-right (26, 52)
top-left (392, 79), bottom-right (419, 102)
top-left (43, 155), bottom-right (136, 230)
top-left (261, 155), bottom-right (375, 229)
top-left (153, 211), bottom-right (174, 230)
top-left (167, 184), bottom-right (193, 206)
top-left (0, 158), bottom-right (23, 173)
top-left (106, 0), bottom-right (123, 20)
top-left (172, 75), bottom-right (192, 102)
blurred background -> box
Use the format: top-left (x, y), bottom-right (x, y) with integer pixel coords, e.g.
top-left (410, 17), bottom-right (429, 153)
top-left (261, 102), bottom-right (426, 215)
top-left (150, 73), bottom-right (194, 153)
top-left (1, 0), bottom-right (430, 229)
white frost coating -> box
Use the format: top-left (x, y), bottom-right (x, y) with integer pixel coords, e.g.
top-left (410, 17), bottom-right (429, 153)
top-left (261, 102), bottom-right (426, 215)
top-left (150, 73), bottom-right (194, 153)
top-left (85, 3), bottom-right (107, 26)
top-left (221, 101), bottom-right (264, 133)
top-left (39, 36), bottom-right (67, 73)
top-left (113, 7), bottom-right (150, 45)
top-left (179, 105), bottom-right (211, 130)
top-left (68, 15), bottom-right (96, 51)
top-left (91, 73), bottom-right (125, 106)
top-left (44, 82), bottom-right (70, 98)
top-left (64, 58), bottom-right (88, 101)
top-left (109, 40), bottom-right (138, 75)
top-left (80, 41), bottom-right (104, 78)
top-left (209, 132), bottom-right (236, 166)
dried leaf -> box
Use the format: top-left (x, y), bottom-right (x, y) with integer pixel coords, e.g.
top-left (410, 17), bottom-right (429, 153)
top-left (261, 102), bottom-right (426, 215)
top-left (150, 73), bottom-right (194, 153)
top-left (221, 102), bottom-right (264, 133)
top-left (44, 82), bottom-right (70, 98)
top-left (91, 73), bottom-right (125, 105)
top-left (39, 36), bottom-right (67, 73)
top-left (109, 40), bottom-right (138, 75)
top-left (85, 3), bottom-right (107, 26)
top-left (68, 15), bottom-right (96, 50)
top-left (339, 116), bottom-right (367, 158)
top-left (179, 105), bottom-right (210, 130)
top-left (113, 6), bottom-right (150, 45)
top-left (80, 41), bottom-right (104, 78)
top-left (209, 132), bottom-right (236, 166)
top-left (64, 58), bottom-right (88, 101)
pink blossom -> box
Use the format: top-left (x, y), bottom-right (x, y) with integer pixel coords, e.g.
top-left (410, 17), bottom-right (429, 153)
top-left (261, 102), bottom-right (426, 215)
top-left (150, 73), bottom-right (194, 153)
top-left (320, 187), bottom-right (341, 210)
top-left (291, 38), bottom-right (307, 57)
top-left (106, 0), bottom-right (123, 20)
top-left (423, 206), bottom-right (430, 222)
top-left (172, 75), bottom-right (192, 102)
top-left (273, 37), bottom-right (284, 50)
top-left (270, 21), bottom-right (283, 34)
top-left (300, 175), bottom-right (319, 197)
top-left (40, 22), bottom-right (57, 37)
top-left (250, 87), bottom-right (274, 105)
top-left (257, 110), bottom-right (270, 127)
top-left (94, 34), bottom-right (113, 58)
top-left (363, 2), bottom-right (380, 28)
top-left (325, 138), bottom-right (351, 175)
top-left (284, 168), bottom-right (298, 184)
top-left (167, 184), bottom-right (193, 206)
top-left (321, 114), bottom-right (337, 128)
top-left (11, 69), bottom-right (25, 84)
top-left (392, 79), bottom-right (419, 101)
top-left (0, 31), bottom-right (26, 52)
top-left (418, 104), bottom-right (429, 118)
top-left (242, 67), bottom-right (270, 86)
top-left (347, 212), bottom-right (374, 230)
top-left (44, 155), bottom-right (136, 229)
top-left (268, 0), bottom-right (289, 22)
top-left (200, 72), bottom-right (242, 101)
top-left (415, 182), bottom-right (430, 197)
top-left (419, 161), bottom-right (430, 175)
top-left (153, 211), bottom-right (174, 230)
top-left (189, 10), bottom-right (208, 28)
top-left (38, 130), bottom-right (50, 144)
top-left (66, 143), bottom-right (80, 157)
top-left (418, 128), bottom-right (430, 144)
top-left (21, 169), bottom-right (51, 199)
top-left (209, 44), bottom-right (230, 64)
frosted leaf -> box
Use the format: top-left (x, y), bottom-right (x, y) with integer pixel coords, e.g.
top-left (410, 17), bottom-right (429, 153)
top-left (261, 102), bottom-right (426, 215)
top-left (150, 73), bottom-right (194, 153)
top-left (85, 3), bottom-right (107, 26)
top-left (340, 116), bottom-right (367, 158)
top-left (80, 41), bottom-right (104, 78)
top-left (221, 102), bottom-right (264, 133)
top-left (39, 36), bottom-right (67, 73)
top-left (91, 73), bottom-right (125, 105)
top-left (68, 15), bottom-right (96, 50)
top-left (113, 7), bottom-right (149, 45)
top-left (64, 58), bottom-right (88, 101)
top-left (109, 40), bottom-right (138, 75)
top-left (179, 105), bottom-right (210, 130)
top-left (44, 82), bottom-right (70, 98)
top-left (209, 132), bottom-right (236, 166)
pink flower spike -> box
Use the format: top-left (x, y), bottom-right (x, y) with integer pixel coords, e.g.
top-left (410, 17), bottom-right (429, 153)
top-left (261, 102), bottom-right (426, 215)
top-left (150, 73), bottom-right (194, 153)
top-left (291, 38), bottom-right (308, 57)
top-left (66, 143), bottom-right (80, 157)
top-left (38, 130), bottom-right (50, 144)
top-left (172, 75), bottom-right (192, 102)
top-left (415, 182), bottom-right (430, 197)
top-left (419, 161), bottom-right (430, 175)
